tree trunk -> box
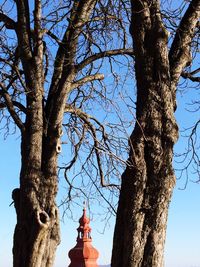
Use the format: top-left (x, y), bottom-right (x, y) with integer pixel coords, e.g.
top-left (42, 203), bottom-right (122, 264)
top-left (12, 109), bottom-right (61, 267)
top-left (13, 170), bottom-right (60, 267)
top-left (10, 1), bottom-right (98, 265)
top-left (11, 63), bottom-right (63, 266)
top-left (111, 1), bottom-right (178, 266)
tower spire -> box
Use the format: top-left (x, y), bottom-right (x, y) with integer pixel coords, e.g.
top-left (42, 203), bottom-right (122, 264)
top-left (68, 207), bottom-right (99, 267)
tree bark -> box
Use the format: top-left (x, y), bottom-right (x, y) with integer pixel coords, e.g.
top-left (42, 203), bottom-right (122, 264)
top-left (111, 1), bottom-right (178, 266)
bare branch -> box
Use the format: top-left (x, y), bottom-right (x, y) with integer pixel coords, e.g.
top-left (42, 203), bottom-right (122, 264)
top-left (65, 104), bottom-right (121, 188)
top-left (34, 0), bottom-right (43, 61)
top-left (0, 13), bottom-right (16, 30)
top-left (0, 57), bottom-right (28, 92)
top-left (15, 0), bottom-right (32, 61)
top-left (71, 74), bottom-right (104, 89)
top-left (169, 0), bottom-right (200, 86)
top-left (76, 48), bottom-right (134, 71)
top-left (181, 67), bottom-right (200, 82)
top-left (45, 30), bottom-right (62, 45)
top-left (0, 101), bottom-right (27, 114)
top-left (0, 83), bottom-right (25, 132)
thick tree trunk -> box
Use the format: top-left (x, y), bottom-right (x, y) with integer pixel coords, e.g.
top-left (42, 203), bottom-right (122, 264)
top-left (13, 171), bottom-right (60, 267)
top-left (12, 118), bottom-right (61, 267)
top-left (11, 65), bottom-right (62, 266)
top-left (12, 133), bottom-right (61, 267)
top-left (111, 1), bottom-right (178, 267)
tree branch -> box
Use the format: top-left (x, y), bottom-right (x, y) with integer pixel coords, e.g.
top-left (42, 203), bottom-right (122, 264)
top-left (76, 48), bottom-right (134, 71)
top-left (0, 13), bottom-right (16, 30)
top-left (0, 57), bottom-right (28, 92)
top-left (181, 71), bottom-right (200, 82)
top-left (0, 83), bottom-right (25, 132)
top-left (71, 74), bottom-right (104, 89)
top-left (34, 0), bottom-right (43, 62)
top-left (45, 30), bottom-right (62, 45)
top-left (64, 104), bottom-right (120, 188)
top-left (48, 0), bottom-right (98, 96)
top-left (45, 0), bottom-right (98, 131)
top-left (169, 0), bottom-right (200, 86)
top-left (15, 0), bottom-right (32, 61)
top-left (0, 101), bottom-right (27, 114)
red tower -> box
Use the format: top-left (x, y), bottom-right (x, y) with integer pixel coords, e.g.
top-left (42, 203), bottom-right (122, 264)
top-left (68, 208), bottom-right (99, 267)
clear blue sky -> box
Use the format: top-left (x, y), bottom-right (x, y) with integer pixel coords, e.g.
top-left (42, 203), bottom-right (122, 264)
top-left (0, 86), bottom-right (200, 267)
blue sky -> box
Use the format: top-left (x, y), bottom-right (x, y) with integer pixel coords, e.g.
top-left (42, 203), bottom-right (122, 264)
top-left (0, 86), bottom-right (200, 267)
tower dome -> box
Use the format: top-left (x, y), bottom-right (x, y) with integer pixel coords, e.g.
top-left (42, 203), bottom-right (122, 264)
top-left (68, 208), bottom-right (99, 267)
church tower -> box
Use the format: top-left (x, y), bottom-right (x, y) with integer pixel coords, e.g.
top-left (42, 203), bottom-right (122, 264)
top-left (68, 207), bottom-right (99, 267)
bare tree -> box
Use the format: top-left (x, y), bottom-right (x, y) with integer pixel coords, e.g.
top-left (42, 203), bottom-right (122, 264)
top-left (0, 1), bottom-right (133, 266)
top-left (111, 1), bottom-right (200, 266)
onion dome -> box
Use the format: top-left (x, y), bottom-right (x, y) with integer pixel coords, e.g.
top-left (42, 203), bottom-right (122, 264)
top-left (68, 208), bottom-right (99, 267)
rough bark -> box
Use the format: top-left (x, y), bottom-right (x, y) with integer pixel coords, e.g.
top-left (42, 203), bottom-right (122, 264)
top-left (111, 1), bottom-right (200, 266)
